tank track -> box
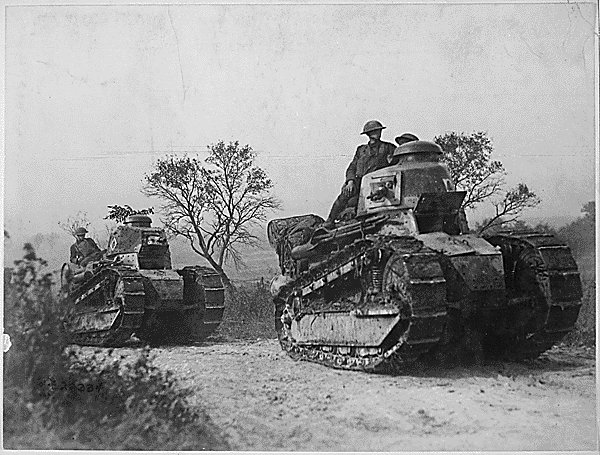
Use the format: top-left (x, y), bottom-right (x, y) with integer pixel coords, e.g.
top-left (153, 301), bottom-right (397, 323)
top-left (137, 266), bottom-right (225, 343)
top-left (275, 236), bottom-right (447, 373)
top-left (180, 265), bottom-right (226, 340)
top-left (484, 231), bottom-right (583, 359)
top-left (64, 267), bottom-right (145, 347)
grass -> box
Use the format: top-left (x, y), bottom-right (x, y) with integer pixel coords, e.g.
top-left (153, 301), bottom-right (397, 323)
top-left (215, 283), bottom-right (276, 340)
top-left (3, 244), bottom-right (228, 450)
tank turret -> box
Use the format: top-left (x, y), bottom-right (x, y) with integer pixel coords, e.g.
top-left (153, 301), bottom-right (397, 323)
top-left (124, 214), bottom-right (153, 228)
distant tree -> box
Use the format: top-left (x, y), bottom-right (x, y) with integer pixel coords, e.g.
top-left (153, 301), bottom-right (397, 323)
top-left (58, 211), bottom-right (91, 237)
top-left (143, 141), bottom-right (281, 288)
top-left (557, 201), bottom-right (595, 258)
top-left (435, 132), bottom-right (540, 234)
top-left (581, 201), bottom-right (595, 219)
top-left (104, 205), bottom-right (154, 224)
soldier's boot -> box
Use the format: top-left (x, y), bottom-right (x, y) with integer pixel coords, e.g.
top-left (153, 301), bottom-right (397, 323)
top-left (322, 220), bottom-right (335, 229)
top-left (323, 192), bottom-right (350, 228)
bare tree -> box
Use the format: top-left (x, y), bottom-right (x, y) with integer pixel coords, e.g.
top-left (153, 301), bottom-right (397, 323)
top-left (476, 183), bottom-right (540, 234)
top-left (143, 140), bottom-right (281, 287)
top-left (435, 132), bottom-right (540, 234)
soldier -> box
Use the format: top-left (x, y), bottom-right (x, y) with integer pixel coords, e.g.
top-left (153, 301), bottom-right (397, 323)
top-left (323, 120), bottom-right (397, 228)
top-left (395, 132), bottom-right (419, 146)
top-left (70, 227), bottom-right (102, 267)
top-left (388, 133), bottom-right (420, 165)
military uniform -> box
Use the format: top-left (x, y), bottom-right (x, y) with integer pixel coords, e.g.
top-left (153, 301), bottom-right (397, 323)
top-left (326, 139), bottom-right (396, 222)
top-left (70, 237), bottom-right (101, 267)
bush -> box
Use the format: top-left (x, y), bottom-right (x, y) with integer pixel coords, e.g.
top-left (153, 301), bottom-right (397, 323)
top-left (564, 278), bottom-right (596, 347)
top-left (216, 283), bottom-right (276, 340)
top-left (3, 244), bottom-right (228, 450)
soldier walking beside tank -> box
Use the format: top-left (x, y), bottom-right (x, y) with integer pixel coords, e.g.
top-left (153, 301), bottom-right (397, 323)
top-left (323, 120), bottom-right (397, 227)
top-left (70, 227), bottom-right (102, 267)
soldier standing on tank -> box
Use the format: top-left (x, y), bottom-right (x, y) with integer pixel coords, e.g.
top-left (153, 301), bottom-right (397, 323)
top-left (323, 120), bottom-right (397, 228)
top-left (70, 227), bottom-right (102, 267)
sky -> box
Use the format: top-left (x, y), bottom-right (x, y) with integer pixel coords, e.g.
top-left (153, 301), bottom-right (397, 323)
top-left (3, 2), bottom-right (598, 247)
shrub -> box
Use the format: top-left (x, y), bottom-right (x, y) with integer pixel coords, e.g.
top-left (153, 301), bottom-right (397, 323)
top-left (564, 278), bottom-right (596, 347)
top-left (3, 244), bottom-right (227, 450)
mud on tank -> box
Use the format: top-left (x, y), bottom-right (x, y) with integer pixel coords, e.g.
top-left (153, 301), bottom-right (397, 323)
top-left (61, 215), bottom-right (225, 346)
top-left (267, 140), bottom-right (583, 372)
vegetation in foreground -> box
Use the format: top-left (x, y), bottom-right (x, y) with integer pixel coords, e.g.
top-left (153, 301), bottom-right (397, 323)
top-left (3, 244), bottom-right (228, 450)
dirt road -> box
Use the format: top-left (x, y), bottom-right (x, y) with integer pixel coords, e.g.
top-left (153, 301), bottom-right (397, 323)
top-left (148, 339), bottom-right (596, 452)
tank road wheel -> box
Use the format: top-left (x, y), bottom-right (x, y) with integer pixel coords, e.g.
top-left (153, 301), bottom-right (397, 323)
top-left (484, 234), bottom-right (583, 360)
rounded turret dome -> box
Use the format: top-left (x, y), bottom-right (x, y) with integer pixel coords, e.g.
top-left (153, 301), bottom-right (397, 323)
top-left (124, 215), bottom-right (152, 228)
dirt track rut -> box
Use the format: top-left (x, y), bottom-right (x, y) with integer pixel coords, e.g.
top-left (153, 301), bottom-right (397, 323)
top-left (148, 339), bottom-right (596, 451)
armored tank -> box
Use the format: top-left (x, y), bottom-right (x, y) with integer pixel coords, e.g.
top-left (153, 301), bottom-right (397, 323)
top-left (267, 141), bottom-right (582, 372)
top-left (61, 215), bottom-right (225, 346)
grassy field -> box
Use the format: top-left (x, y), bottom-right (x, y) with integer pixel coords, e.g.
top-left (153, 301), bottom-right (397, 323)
top-left (215, 285), bottom-right (276, 341)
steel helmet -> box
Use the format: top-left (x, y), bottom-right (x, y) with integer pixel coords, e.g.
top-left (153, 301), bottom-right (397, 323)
top-left (74, 227), bottom-right (88, 236)
top-left (395, 133), bottom-right (419, 146)
top-left (361, 120), bottom-right (386, 135)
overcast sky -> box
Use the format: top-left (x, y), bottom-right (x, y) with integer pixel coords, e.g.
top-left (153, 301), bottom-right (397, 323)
top-left (4, 2), bottom-right (597, 240)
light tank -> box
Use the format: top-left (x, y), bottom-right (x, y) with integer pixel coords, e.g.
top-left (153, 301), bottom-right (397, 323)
top-left (267, 140), bottom-right (582, 372)
top-left (60, 215), bottom-right (225, 346)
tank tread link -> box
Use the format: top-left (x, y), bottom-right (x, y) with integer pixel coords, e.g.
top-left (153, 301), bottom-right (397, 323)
top-left (484, 231), bottom-right (583, 360)
top-left (185, 265), bottom-right (227, 339)
top-left (275, 236), bottom-right (448, 373)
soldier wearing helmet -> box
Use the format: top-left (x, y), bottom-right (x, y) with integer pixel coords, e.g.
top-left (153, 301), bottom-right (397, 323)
top-left (388, 133), bottom-right (420, 165)
top-left (323, 120), bottom-right (396, 227)
top-left (70, 227), bottom-right (102, 267)
top-left (395, 132), bottom-right (419, 146)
